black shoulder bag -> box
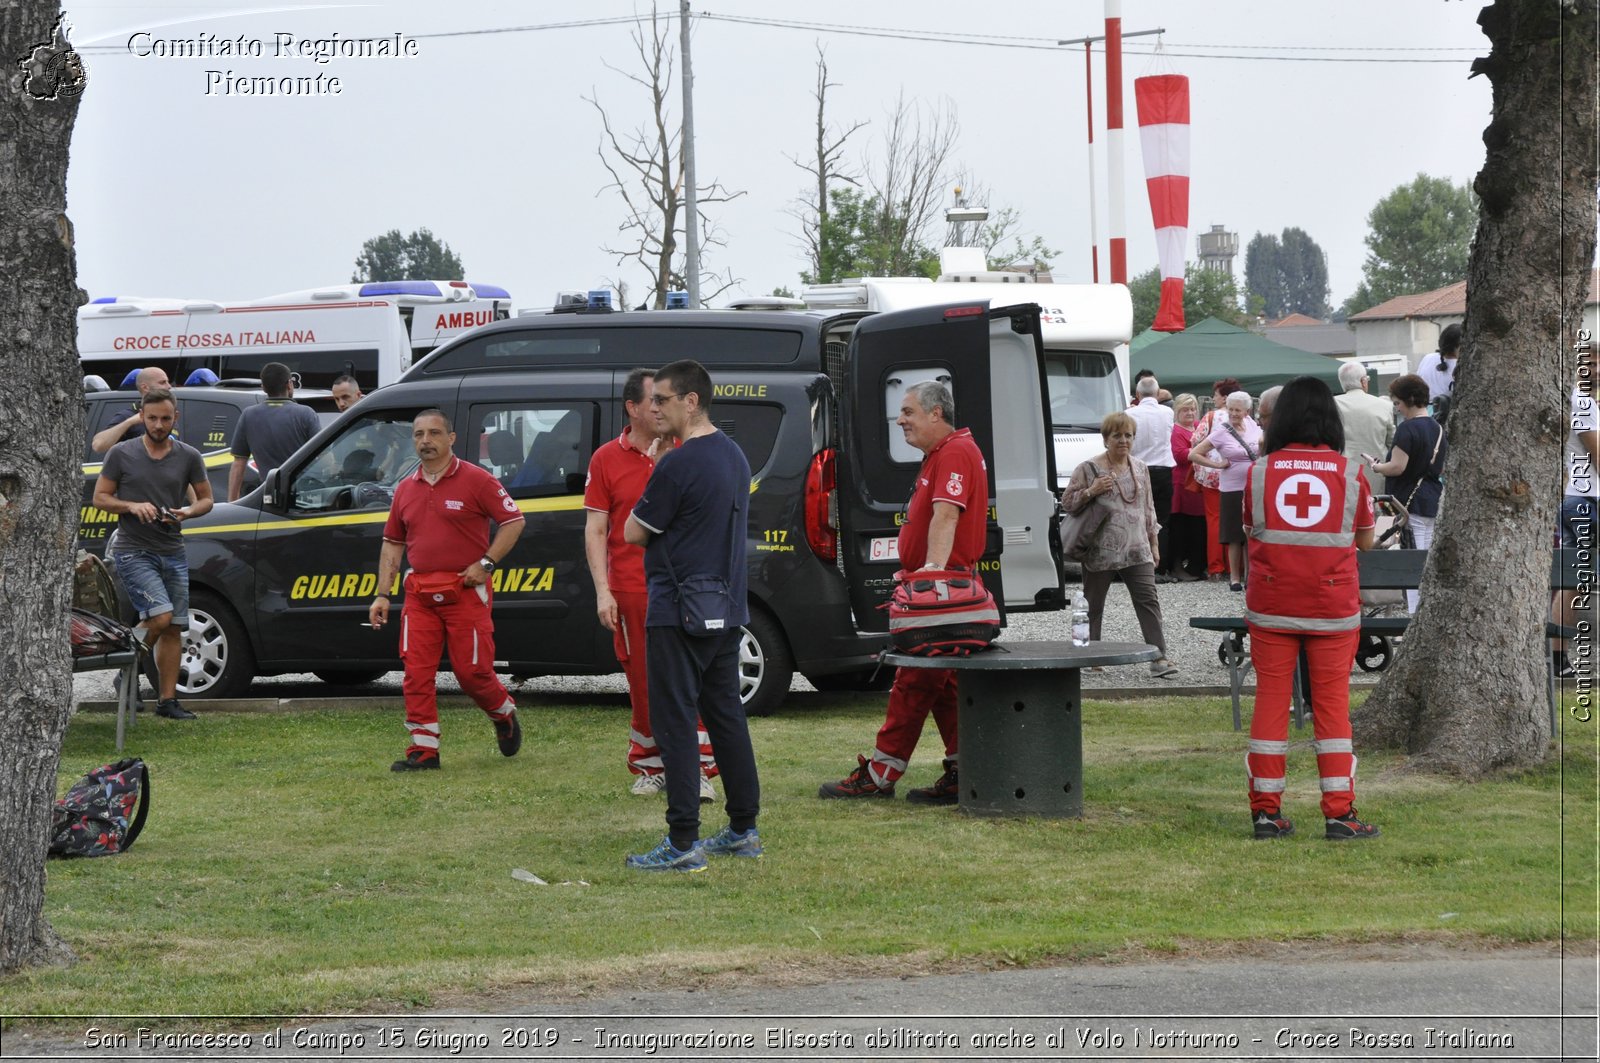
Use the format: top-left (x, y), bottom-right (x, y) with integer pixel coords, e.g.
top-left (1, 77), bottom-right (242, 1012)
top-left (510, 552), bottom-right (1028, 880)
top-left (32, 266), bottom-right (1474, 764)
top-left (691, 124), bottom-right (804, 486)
top-left (661, 499), bottom-right (744, 637)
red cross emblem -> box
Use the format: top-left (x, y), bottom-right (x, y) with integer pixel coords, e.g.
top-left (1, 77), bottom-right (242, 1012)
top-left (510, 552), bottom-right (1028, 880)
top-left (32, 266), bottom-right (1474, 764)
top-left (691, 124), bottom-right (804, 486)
top-left (1275, 474), bottom-right (1331, 528)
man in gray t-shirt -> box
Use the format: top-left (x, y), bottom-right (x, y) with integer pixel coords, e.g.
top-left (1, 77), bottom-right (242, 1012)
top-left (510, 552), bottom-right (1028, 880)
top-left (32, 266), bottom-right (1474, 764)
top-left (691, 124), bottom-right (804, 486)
top-left (228, 361), bottom-right (320, 501)
top-left (93, 390), bottom-right (213, 719)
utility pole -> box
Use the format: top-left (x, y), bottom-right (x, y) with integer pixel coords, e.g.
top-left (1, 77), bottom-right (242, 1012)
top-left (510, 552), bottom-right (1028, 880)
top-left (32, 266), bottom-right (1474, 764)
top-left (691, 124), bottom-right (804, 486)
top-left (1104, 0), bottom-right (1126, 285)
top-left (679, 0), bottom-right (701, 308)
top-left (1059, 23), bottom-right (1162, 285)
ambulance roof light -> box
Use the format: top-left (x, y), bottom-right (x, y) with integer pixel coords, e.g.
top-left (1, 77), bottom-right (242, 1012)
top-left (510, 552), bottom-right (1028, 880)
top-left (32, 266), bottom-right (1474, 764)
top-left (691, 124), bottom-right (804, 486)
top-left (469, 283), bottom-right (511, 300)
top-left (90, 296), bottom-right (117, 304)
top-left (360, 281), bottom-right (443, 299)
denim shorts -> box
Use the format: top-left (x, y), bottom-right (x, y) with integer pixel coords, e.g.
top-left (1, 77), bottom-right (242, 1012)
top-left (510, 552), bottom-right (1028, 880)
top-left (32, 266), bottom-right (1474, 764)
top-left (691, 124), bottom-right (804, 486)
top-left (114, 549), bottom-right (190, 628)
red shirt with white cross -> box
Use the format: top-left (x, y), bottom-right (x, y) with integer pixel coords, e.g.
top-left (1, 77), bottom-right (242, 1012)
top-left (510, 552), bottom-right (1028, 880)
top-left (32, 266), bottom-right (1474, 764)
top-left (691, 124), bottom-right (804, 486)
top-left (583, 429), bottom-right (659, 594)
top-left (896, 427), bottom-right (989, 570)
top-left (383, 456), bottom-right (524, 573)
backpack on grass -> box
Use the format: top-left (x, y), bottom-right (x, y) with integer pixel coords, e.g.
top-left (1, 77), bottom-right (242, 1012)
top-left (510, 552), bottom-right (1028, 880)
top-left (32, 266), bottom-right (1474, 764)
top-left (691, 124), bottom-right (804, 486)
top-left (886, 567), bottom-right (1001, 657)
top-left (48, 758), bottom-right (150, 858)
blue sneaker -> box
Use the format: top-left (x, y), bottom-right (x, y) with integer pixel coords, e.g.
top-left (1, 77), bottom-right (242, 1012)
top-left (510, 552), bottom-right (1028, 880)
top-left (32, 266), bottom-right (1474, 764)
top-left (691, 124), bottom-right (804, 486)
top-left (701, 825), bottom-right (764, 858)
top-left (624, 836), bottom-right (707, 873)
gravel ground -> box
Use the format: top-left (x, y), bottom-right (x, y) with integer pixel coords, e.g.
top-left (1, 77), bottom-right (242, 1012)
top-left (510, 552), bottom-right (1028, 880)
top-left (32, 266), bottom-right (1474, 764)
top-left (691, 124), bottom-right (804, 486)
top-left (71, 577), bottom-right (1386, 709)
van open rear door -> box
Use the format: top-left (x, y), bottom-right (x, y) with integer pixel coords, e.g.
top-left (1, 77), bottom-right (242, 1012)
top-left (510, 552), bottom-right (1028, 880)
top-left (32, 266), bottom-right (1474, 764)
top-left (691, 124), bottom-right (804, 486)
top-left (837, 302), bottom-right (1062, 632)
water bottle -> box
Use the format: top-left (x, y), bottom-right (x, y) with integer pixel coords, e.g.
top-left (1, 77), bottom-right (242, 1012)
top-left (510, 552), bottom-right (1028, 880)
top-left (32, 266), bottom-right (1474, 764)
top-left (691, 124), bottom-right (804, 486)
top-left (1071, 591), bottom-right (1090, 647)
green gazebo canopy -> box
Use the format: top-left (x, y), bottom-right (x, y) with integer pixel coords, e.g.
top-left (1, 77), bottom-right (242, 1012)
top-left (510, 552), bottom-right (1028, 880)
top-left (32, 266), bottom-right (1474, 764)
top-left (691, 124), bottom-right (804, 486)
top-left (1130, 317), bottom-right (1344, 400)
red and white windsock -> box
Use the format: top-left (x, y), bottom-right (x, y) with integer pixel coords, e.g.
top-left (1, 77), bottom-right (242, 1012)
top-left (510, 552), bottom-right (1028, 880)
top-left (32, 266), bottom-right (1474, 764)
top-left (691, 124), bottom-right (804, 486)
top-left (1136, 74), bottom-right (1190, 332)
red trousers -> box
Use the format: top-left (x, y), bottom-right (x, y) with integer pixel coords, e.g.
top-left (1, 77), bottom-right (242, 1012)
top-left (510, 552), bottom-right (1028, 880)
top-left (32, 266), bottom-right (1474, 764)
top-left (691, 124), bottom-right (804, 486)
top-left (1246, 625), bottom-right (1360, 819)
top-left (1202, 485), bottom-right (1225, 575)
top-left (614, 589), bottom-right (716, 778)
top-left (400, 582), bottom-right (513, 756)
top-left (867, 666), bottom-right (959, 787)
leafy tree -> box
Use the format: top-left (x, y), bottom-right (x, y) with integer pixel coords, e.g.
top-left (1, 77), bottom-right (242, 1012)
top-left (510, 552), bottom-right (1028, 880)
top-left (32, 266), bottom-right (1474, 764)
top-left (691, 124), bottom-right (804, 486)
top-left (1129, 264), bottom-right (1245, 334)
top-left (1352, 0), bottom-right (1596, 775)
top-left (1245, 227), bottom-right (1330, 319)
top-left (350, 228), bottom-right (464, 282)
top-left (1340, 174), bottom-right (1477, 316)
top-left (2, 1), bottom-right (85, 972)
top-left (804, 186), bottom-right (939, 283)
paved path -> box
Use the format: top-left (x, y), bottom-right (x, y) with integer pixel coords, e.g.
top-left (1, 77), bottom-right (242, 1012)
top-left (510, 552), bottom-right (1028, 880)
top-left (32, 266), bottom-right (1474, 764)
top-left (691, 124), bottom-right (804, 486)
top-left (6, 944), bottom-right (1594, 1060)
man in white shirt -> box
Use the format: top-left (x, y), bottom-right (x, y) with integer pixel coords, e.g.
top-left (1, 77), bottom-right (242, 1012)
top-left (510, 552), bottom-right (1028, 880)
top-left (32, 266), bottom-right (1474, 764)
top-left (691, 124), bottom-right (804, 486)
top-left (1334, 361), bottom-right (1396, 498)
top-left (1127, 375), bottom-right (1176, 578)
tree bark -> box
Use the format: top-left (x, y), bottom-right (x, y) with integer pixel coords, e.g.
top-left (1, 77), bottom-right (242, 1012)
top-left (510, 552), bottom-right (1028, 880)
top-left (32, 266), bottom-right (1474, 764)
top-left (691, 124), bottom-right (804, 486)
top-left (1353, 0), bottom-right (1598, 776)
top-left (0, 0), bottom-right (84, 972)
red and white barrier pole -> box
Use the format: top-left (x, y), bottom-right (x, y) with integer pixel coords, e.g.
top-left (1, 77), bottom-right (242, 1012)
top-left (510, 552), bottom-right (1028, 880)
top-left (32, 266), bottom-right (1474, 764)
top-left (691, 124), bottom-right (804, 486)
top-left (1105, 0), bottom-right (1127, 285)
top-left (1084, 42), bottom-right (1100, 283)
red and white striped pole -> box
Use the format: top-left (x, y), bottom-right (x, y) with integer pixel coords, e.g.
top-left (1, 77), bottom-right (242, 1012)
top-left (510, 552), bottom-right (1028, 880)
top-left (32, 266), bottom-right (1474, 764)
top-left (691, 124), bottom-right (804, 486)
top-left (1105, 0), bottom-right (1127, 285)
top-left (1084, 42), bottom-right (1099, 283)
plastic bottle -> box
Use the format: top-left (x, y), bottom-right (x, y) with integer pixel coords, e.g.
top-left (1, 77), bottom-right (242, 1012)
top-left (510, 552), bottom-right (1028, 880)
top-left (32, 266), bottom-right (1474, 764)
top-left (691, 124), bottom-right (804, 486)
top-left (1071, 591), bottom-right (1090, 647)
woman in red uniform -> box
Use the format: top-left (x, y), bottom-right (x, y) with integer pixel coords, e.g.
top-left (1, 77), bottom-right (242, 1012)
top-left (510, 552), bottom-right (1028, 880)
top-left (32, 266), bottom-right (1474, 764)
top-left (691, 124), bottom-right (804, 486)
top-left (1242, 376), bottom-right (1379, 841)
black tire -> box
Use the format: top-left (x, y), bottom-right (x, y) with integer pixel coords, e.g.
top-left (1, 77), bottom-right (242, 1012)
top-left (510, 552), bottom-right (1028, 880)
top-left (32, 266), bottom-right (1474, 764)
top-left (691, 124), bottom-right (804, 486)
top-left (177, 590), bottom-right (256, 699)
top-left (737, 608), bottom-right (793, 717)
top-left (806, 668), bottom-right (894, 693)
top-left (313, 668), bottom-right (391, 687)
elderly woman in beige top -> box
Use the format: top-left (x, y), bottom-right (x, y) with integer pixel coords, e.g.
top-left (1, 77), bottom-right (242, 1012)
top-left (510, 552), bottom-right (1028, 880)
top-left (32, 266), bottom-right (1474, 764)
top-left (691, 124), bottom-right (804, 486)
top-left (1061, 410), bottom-right (1178, 678)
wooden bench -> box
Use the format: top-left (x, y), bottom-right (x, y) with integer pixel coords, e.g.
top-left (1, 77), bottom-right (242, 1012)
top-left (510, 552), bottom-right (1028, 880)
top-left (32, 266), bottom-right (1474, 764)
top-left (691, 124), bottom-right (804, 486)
top-left (1190, 549), bottom-right (1583, 731)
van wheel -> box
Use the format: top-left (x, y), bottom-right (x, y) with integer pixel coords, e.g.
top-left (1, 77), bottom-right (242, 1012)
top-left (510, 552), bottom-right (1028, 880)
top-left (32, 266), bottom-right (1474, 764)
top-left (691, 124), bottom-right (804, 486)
top-left (178, 590), bottom-right (255, 699)
top-left (313, 668), bottom-right (391, 687)
top-left (738, 609), bottom-right (792, 718)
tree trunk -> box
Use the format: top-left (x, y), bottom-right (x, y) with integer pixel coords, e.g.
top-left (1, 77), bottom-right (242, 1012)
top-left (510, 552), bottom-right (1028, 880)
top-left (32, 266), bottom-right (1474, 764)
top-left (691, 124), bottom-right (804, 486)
top-left (0, 0), bottom-right (84, 972)
top-left (1353, 0), bottom-right (1598, 776)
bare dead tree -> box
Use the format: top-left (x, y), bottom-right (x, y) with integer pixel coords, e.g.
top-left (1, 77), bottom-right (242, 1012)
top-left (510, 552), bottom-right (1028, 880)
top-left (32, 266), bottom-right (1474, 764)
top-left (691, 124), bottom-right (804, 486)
top-left (1351, 0), bottom-right (1598, 776)
top-left (585, 4), bottom-right (743, 308)
top-left (786, 43), bottom-right (867, 284)
top-left (1, 1), bottom-right (87, 972)
top-left (865, 92), bottom-right (960, 276)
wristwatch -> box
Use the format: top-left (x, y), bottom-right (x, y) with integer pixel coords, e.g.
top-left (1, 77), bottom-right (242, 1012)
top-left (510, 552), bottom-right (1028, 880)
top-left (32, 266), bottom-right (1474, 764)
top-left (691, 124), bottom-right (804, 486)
top-left (479, 556), bottom-right (496, 572)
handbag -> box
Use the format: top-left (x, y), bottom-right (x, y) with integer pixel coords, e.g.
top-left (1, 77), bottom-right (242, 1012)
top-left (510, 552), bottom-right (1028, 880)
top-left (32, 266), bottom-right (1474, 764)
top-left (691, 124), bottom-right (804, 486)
top-left (1062, 461), bottom-right (1111, 563)
top-left (1181, 463), bottom-right (1201, 494)
top-left (49, 758), bottom-right (150, 858)
top-left (662, 500), bottom-right (743, 637)
top-left (406, 571), bottom-right (462, 606)
top-left (887, 566), bottom-right (1000, 657)
top-left (1191, 415), bottom-right (1222, 489)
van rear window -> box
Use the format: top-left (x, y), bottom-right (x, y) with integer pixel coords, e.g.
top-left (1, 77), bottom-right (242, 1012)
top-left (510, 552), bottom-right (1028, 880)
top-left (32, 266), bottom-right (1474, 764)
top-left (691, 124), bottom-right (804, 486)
top-left (424, 327), bottom-right (804, 374)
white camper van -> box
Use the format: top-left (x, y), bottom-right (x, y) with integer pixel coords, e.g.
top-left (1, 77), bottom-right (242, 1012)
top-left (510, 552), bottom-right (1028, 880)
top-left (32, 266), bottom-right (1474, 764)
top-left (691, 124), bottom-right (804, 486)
top-left (801, 273), bottom-right (1132, 488)
top-left (78, 280), bottom-right (511, 393)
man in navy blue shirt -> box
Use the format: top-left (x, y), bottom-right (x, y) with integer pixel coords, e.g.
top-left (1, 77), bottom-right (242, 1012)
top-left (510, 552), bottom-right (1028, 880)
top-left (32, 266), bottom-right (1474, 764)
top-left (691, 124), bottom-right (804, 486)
top-left (623, 359), bottom-right (762, 871)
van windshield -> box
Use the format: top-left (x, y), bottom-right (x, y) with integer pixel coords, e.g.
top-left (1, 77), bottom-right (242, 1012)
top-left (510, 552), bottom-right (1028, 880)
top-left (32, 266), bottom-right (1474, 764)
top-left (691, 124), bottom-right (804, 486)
top-left (1045, 352), bottom-right (1124, 432)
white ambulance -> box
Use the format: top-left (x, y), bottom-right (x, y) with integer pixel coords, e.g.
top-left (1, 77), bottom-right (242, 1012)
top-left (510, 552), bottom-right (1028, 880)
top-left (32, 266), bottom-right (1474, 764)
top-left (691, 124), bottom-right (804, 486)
top-left (77, 280), bottom-right (511, 393)
top-left (800, 270), bottom-right (1132, 488)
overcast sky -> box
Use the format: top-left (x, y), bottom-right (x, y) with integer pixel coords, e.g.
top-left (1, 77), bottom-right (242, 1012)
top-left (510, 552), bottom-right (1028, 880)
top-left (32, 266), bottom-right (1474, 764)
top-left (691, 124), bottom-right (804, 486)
top-left (64, 1), bottom-right (1498, 312)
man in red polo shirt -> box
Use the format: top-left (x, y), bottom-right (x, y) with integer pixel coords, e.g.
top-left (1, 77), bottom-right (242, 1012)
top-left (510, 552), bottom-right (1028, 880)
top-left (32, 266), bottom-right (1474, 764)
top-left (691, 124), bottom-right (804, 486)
top-left (819, 380), bottom-right (989, 805)
top-left (369, 408), bottom-right (526, 771)
top-left (585, 369), bottom-right (718, 799)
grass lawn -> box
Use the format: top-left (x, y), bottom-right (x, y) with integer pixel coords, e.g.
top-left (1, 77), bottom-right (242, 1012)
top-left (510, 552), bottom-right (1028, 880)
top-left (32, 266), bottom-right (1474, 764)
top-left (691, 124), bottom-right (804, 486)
top-left (3, 691), bottom-right (1593, 1019)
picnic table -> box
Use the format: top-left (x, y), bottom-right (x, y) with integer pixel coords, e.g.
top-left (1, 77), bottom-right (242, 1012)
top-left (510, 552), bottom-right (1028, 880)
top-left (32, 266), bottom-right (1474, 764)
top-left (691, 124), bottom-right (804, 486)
top-left (882, 640), bottom-right (1157, 819)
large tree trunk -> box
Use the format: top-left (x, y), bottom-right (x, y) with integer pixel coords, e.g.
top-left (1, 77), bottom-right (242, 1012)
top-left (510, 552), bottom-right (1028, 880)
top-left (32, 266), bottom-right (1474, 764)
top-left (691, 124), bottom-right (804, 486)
top-left (0, 0), bottom-right (84, 971)
top-left (1353, 0), bottom-right (1598, 775)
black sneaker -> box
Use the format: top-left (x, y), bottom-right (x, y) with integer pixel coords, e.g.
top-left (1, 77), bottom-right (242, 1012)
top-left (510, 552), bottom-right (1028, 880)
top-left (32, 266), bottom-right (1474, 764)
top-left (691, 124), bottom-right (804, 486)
top-left (1252, 808), bottom-right (1294, 839)
top-left (391, 750), bottom-right (440, 772)
top-left (154, 698), bottom-right (196, 720)
top-left (906, 759), bottom-right (959, 806)
top-left (818, 755), bottom-right (895, 799)
top-left (494, 711), bottom-right (521, 757)
top-left (1325, 810), bottom-right (1380, 840)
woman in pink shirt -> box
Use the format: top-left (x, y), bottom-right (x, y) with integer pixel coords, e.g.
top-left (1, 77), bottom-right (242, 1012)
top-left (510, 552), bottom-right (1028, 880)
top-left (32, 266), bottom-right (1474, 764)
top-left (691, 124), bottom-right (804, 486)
top-left (1188, 390), bottom-right (1261, 591)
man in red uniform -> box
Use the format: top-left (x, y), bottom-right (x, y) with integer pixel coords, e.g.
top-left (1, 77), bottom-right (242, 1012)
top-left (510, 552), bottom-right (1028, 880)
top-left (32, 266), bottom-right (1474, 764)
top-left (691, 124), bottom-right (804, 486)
top-left (819, 380), bottom-right (989, 805)
top-left (369, 409), bottom-right (526, 771)
top-left (584, 368), bottom-right (717, 800)
top-left (1241, 376), bottom-right (1379, 840)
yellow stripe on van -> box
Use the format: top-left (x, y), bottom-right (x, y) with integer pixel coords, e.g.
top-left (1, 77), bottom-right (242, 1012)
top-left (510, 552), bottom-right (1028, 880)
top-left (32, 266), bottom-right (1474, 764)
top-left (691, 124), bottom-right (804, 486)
top-left (182, 494), bottom-right (585, 536)
top-left (82, 448), bottom-right (233, 476)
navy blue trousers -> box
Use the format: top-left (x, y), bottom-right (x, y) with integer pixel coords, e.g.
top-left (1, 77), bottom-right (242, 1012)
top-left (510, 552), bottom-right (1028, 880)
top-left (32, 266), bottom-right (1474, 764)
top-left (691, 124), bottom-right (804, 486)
top-left (646, 625), bottom-right (761, 849)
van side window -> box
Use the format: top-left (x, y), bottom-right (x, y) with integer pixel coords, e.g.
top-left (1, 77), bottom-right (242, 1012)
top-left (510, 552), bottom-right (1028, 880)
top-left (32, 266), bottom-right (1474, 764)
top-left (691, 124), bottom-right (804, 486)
top-left (288, 411), bottom-right (418, 514)
top-left (84, 399), bottom-right (138, 461)
top-left (711, 402), bottom-right (784, 476)
top-left (472, 403), bottom-right (597, 499)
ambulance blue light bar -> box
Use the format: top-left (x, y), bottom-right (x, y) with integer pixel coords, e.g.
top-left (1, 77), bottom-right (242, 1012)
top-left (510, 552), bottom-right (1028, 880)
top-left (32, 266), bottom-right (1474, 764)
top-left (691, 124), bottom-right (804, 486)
top-left (469, 283), bottom-right (510, 299)
top-left (359, 281), bottom-right (443, 298)
top-left (90, 297), bottom-right (118, 304)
